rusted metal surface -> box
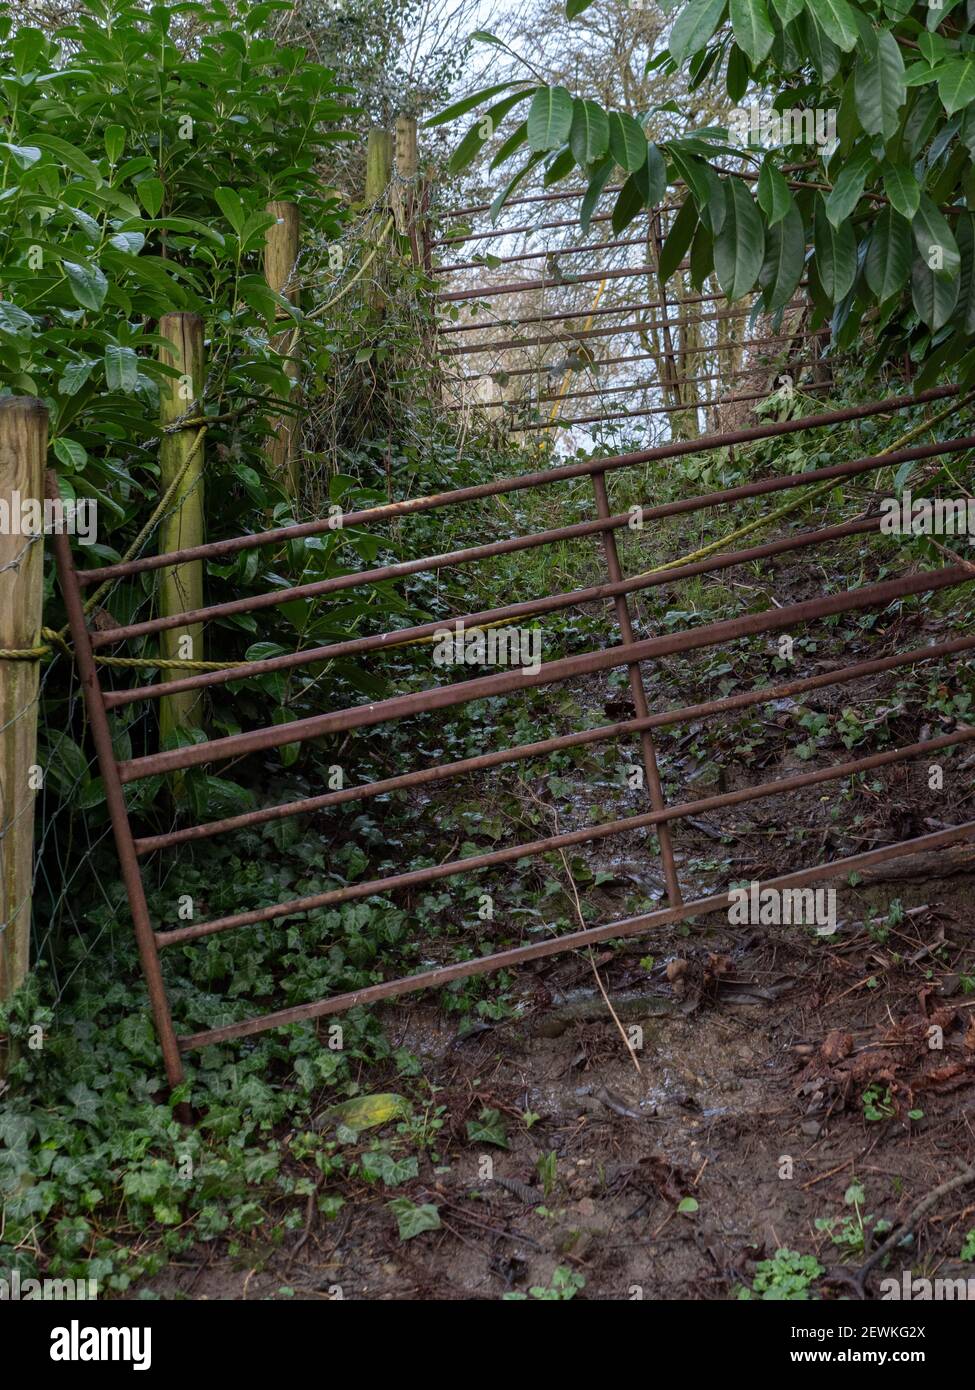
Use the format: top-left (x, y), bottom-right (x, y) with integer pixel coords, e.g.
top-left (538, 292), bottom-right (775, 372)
top-left (513, 385), bottom-right (832, 429)
top-left (52, 383), bottom-right (975, 1075)
top-left (440, 302), bottom-right (778, 355)
top-left (432, 209), bottom-right (615, 244)
top-left (177, 821), bottom-right (975, 1050)
top-left (453, 332), bottom-right (832, 382)
top-left (117, 562), bottom-right (974, 783)
top-left (155, 727), bottom-right (975, 948)
top-left (434, 233), bottom-right (652, 272)
top-left (106, 514), bottom-right (884, 711)
top-left (446, 359), bottom-right (832, 408)
top-left (436, 291), bottom-right (724, 332)
top-left (132, 632), bottom-right (975, 856)
top-left (89, 432), bottom-right (975, 649)
top-left (73, 388), bottom-right (959, 587)
top-left (46, 473), bottom-right (185, 1088)
top-left (435, 262), bottom-right (661, 303)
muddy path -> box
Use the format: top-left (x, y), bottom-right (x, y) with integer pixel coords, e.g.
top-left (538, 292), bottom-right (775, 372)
top-left (151, 862), bottom-right (975, 1302)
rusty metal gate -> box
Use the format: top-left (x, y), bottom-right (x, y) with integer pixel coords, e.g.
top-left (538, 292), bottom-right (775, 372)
top-left (48, 382), bottom-right (975, 1089)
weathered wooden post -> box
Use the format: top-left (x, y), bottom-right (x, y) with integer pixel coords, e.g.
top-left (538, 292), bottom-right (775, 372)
top-left (365, 127), bottom-right (392, 206)
top-left (393, 114), bottom-right (421, 263)
top-left (263, 200), bottom-right (301, 496)
top-left (0, 396), bottom-right (47, 1024)
top-left (158, 312), bottom-right (205, 750)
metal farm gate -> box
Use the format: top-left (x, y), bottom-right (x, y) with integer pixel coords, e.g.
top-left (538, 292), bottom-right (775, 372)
top-left (51, 383), bottom-right (975, 1090)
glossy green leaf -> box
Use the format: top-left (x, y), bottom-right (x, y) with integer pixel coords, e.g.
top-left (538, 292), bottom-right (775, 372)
top-left (670, 0), bottom-right (727, 66)
top-left (912, 193), bottom-right (960, 280)
top-left (730, 0), bottom-right (774, 63)
top-left (758, 199), bottom-right (805, 311)
top-left (527, 86), bottom-right (574, 151)
top-left (757, 157), bottom-right (793, 226)
top-left (882, 162), bottom-right (920, 220)
top-left (569, 99), bottom-right (609, 166)
top-left (714, 178), bottom-right (764, 299)
top-left (864, 206), bottom-right (912, 302)
top-left (608, 110), bottom-right (648, 171)
top-left (854, 30), bottom-right (906, 140)
top-left (813, 193), bottom-right (857, 300)
top-left (659, 197), bottom-right (698, 280)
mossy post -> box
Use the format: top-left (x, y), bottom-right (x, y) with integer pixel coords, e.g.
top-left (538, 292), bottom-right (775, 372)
top-left (158, 312), bottom-right (205, 756)
top-left (0, 397), bottom-right (47, 1038)
top-left (263, 201), bottom-right (301, 496)
top-left (366, 127), bottom-right (392, 205)
top-left (393, 114), bottom-right (421, 262)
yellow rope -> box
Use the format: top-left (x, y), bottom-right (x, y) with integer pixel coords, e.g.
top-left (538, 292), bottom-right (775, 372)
top-left (631, 388), bottom-right (975, 580)
top-left (7, 390), bottom-right (965, 670)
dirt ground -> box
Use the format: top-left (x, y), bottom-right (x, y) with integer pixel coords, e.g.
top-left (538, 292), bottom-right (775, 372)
top-left (149, 857), bottom-right (975, 1301)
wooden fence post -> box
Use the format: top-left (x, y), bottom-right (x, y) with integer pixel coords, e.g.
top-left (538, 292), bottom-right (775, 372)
top-left (158, 312), bottom-right (205, 753)
top-left (365, 127), bottom-right (392, 205)
top-left (393, 114), bottom-right (422, 263)
top-left (264, 200), bottom-right (301, 497)
top-left (0, 396), bottom-right (47, 1026)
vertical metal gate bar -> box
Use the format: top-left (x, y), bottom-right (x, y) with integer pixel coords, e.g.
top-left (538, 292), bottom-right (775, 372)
top-left (590, 470), bottom-right (683, 904)
top-left (46, 472), bottom-right (185, 1088)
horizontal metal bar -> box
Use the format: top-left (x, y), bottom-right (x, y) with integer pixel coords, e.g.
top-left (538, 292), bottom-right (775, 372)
top-left (74, 387), bottom-right (959, 586)
top-left (514, 385), bottom-right (833, 429)
top-left (447, 360), bottom-right (830, 410)
top-left (109, 514), bottom-right (882, 711)
top-left (157, 727), bottom-right (975, 947)
top-left (437, 291), bottom-right (722, 334)
top-left (175, 819), bottom-right (975, 1046)
top-left (441, 185), bottom-right (627, 217)
top-left (441, 303), bottom-right (800, 356)
top-left (118, 563), bottom-right (974, 783)
top-left (453, 331), bottom-right (832, 382)
top-left (432, 209), bottom-right (615, 245)
top-left (90, 434), bottom-right (975, 650)
top-left (434, 234), bottom-right (651, 273)
top-left (134, 630), bottom-right (975, 856)
top-left (435, 262), bottom-right (659, 303)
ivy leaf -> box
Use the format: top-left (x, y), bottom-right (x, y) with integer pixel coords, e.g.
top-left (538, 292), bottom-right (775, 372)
top-left (608, 110), bottom-right (647, 171)
top-left (527, 86), bottom-right (573, 151)
top-left (670, 0), bottom-right (727, 67)
top-left (387, 1198), bottom-right (441, 1241)
top-left (569, 99), bottom-right (609, 166)
top-left (714, 178), bottom-right (764, 299)
top-left (466, 1107), bottom-right (510, 1147)
top-left (730, 0), bottom-right (774, 64)
top-left (854, 30), bottom-right (906, 141)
